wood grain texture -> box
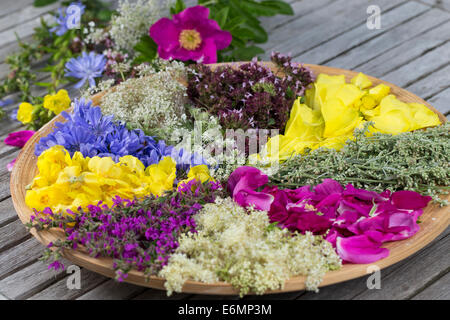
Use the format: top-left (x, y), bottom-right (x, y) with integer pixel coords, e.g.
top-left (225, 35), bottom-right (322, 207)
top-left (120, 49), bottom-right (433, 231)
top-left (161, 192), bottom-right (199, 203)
top-left (295, 1), bottom-right (429, 65)
top-left (328, 9), bottom-right (450, 70)
top-left (0, 259), bottom-right (67, 299)
top-left (411, 271), bottom-right (450, 300)
top-left (28, 268), bottom-right (108, 300)
top-left (9, 63), bottom-right (449, 295)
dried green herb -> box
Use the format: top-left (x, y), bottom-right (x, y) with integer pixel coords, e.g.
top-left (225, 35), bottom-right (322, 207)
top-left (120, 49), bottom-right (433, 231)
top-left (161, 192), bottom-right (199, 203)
top-left (270, 123), bottom-right (450, 204)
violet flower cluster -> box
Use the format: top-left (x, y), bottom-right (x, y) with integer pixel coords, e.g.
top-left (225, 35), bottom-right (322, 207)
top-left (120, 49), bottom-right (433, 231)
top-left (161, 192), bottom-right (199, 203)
top-left (28, 180), bottom-right (224, 279)
top-left (35, 98), bottom-right (206, 171)
top-left (187, 52), bottom-right (315, 131)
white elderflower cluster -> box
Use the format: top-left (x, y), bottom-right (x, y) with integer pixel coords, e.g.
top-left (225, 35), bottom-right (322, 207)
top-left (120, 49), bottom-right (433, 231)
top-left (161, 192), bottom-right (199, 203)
top-left (109, 0), bottom-right (168, 53)
top-left (99, 59), bottom-right (188, 140)
top-left (159, 198), bottom-right (342, 297)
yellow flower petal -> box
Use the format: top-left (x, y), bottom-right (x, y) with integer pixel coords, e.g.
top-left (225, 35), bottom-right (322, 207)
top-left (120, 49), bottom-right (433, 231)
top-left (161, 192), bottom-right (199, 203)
top-left (408, 103), bottom-right (441, 130)
top-left (321, 98), bottom-right (362, 137)
top-left (284, 98), bottom-right (324, 140)
top-left (351, 72), bottom-right (372, 89)
top-left (17, 102), bottom-right (34, 124)
top-left (43, 89), bottom-right (71, 115)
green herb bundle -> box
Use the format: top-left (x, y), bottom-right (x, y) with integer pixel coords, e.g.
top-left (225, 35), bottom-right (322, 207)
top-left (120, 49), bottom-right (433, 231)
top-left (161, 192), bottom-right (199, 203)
top-left (270, 123), bottom-right (450, 204)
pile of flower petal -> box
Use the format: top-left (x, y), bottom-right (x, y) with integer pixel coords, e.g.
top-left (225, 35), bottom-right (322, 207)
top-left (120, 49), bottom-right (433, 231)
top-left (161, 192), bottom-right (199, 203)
top-left (35, 98), bottom-right (206, 171)
top-left (261, 73), bottom-right (441, 161)
top-left (228, 167), bottom-right (432, 264)
top-left (26, 145), bottom-right (182, 213)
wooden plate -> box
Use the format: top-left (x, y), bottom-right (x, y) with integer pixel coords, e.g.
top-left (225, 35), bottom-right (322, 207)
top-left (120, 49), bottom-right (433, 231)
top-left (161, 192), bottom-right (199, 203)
top-left (10, 63), bottom-right (449, 295)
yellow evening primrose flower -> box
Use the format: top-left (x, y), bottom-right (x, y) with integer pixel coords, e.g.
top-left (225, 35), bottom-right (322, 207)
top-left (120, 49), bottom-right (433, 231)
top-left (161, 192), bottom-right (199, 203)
top-left (17, 102), bottom-right (34, 124)
top-left (43, 89), bottom-right (71, 114)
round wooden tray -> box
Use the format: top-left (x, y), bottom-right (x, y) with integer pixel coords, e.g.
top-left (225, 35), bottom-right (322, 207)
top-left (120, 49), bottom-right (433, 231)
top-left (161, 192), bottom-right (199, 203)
top-left (10, 63), bottom-right (450, 295)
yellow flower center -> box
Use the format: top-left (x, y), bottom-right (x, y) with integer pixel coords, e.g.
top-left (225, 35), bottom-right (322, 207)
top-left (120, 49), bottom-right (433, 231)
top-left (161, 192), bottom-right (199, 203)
top-left (179, 29), bottom-right (202, 51)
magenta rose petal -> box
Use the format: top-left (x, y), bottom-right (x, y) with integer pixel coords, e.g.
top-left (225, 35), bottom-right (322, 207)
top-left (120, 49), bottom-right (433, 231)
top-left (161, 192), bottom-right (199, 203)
top-left (314, 178), bottom-right (343, 196)
top-left (196, 37), bottom-right (217, 63)
top-left (391, 190), bottom-right (432, 210)
top-left (175, 5), bottom-right (210, 22)
top-left (336, 235), bottom-right (389, 264)
top-left (386, 212), bottom-right (421, 240)
top-left (4, 130), bottom-right (35, 148)
top-left (149, 18), bottom-right (180, 50)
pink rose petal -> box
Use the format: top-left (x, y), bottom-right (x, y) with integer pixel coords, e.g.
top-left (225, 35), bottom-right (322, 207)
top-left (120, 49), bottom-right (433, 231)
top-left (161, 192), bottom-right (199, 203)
top-left (336, 235), bottom-right (389, 264)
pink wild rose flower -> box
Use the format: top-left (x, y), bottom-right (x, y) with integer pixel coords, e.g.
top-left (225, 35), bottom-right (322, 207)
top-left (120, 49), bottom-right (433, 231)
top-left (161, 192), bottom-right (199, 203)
top-left (149, 5), bottom-right (232, 63)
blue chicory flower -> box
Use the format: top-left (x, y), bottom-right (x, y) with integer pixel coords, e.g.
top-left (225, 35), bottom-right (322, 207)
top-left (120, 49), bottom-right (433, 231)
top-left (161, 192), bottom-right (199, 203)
top-left (35, 98), bottom-right (206, 172)
top-left (65, 52), bottom-right (107, 89)
top-left (50, 2), bottom-right (86, 36)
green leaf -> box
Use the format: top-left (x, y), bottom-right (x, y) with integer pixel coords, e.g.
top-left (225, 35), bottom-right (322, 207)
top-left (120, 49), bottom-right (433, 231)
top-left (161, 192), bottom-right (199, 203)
top-left (33, 0), bottom-right (58, 7)
top-left (230, 45), bottom-right (265, 61)
top-left (214, 7), bottom-right (230, 28)
top-left (170, 0), bottom-right (186, 15)
top-left (133, 35), bottom-right (158, 64)
top-left (241, 0), bottom-right (282, 17)
top-left (35, 82), bottom-right (53, 87)
top-left (97, 9), bottom-right (113, 22)
top-left (261, 1), bottom-right (294, 15)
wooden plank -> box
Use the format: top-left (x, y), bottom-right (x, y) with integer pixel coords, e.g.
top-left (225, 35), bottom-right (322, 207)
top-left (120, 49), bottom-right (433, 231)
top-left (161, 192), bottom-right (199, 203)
top-left (357, 21), bottom-right (450, 77)
top-left (0, 237), bottom-right (42, 280)
top-left (0, 13), bottom-right (53, 48)
top-left (427, 86), bottom-right (450, 115)
top-left (0, 219), bottom-right (29, 253)
top-left (0, 150), bottom-right (20, 200)
top-left (261, 0), bottom-right (406, 58)
top-left (405, 63), bottom-right (450, 99)
top-left (0, 0), bottom-right (34, 20)
top-left (382, 41), bottom-right (450, 88)
top-left (0, 197), bottom-right (17, 227)
top-left (420, 0), bottom-right (450, 11)
top-left (260, 0), bottom-right (335, 32)
top-left (296, 1), bottom-right (429, 65)
top-left (352, 233), bottom-right (450, 299)
top-left (76, 279), bottom-right (146, 300)
top-left (0, 259), bottom-right (66, 299)
top-left (298, 227), bottom-right (450, 300)
top-left (28, 268), bottom-right (108, 300)
top-left (0, 35), bottom-right (34, 65)
top-left (0, 2), bottom-right (59, 33)
top-left (411, 271), bottom-right (450, 300)
top-left (328, 9), bottom-right (450, 70)
top-left (133, 289), bottom-right (191, 300)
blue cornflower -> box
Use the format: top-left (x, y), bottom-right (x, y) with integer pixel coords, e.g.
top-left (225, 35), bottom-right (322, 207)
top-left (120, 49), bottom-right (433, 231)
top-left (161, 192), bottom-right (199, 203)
top-left (65, 52), bottom-right (107, 89)
top-left (35, 99), bottom-right (205, 172)
top-left (50, 2), bottom-right (86, 36)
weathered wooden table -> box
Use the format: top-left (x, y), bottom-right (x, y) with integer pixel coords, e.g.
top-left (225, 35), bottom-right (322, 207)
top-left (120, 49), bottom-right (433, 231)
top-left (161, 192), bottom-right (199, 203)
top-left (0, 0), bottom-right (449, 300)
